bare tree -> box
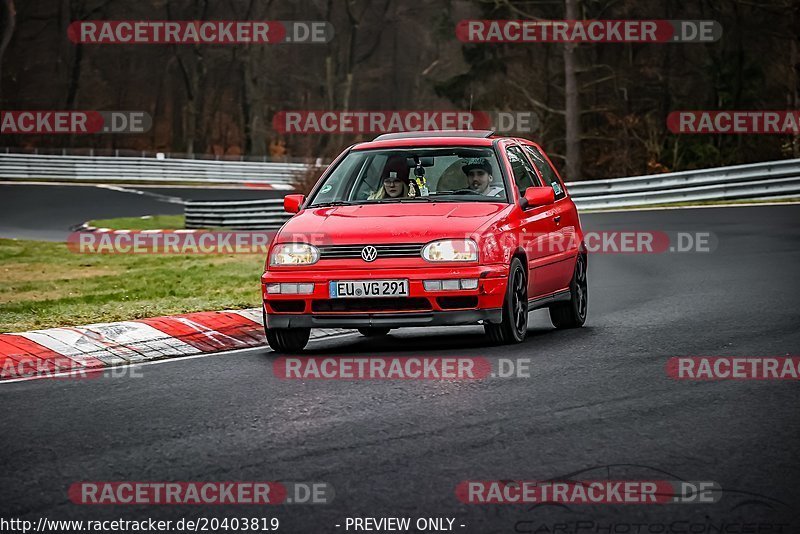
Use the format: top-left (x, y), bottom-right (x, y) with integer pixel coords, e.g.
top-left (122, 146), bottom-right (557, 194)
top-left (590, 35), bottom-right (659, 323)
top-left (0, 0), bottom-right (14, 102)
top-left (562, 0), bottom-right (581, 179)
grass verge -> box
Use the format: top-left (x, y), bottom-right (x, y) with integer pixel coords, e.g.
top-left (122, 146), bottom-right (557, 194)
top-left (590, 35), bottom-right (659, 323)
top-left (0, 238), bottom-right (264, 332)
top-left (87, 214), bottom-right (185, 230)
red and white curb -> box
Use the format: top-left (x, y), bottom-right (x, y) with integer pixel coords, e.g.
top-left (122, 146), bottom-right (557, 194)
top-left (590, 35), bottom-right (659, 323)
top-left (0, 309), bottom-right (347, 381)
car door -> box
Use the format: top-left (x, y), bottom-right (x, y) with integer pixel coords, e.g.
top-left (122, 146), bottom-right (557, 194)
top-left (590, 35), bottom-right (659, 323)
top-left (521, 143), bottom-right (579, 293)
top-left (503, 144), bottom-right (559, 299)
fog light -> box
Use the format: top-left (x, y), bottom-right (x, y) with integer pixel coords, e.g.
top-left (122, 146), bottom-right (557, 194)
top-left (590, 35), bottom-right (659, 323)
top-left (267, 283), bottom-right (281, 294)
top-left (297, 283), bottom-right (315, 294)
top-left (281, 283), bottom-right (299, 294)
top-left (441, 279), bottom-right (460, 291)
top-left (424, 280), bottom-right (442, 291)
top-left (460, 279), bottom-right (479, 290)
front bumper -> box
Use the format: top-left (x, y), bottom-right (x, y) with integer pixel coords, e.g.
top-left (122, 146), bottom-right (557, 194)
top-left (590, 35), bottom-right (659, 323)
top-left (261, 263), bottom-right (509, 329)
top-left (265, 308), bottom-right (503, 329)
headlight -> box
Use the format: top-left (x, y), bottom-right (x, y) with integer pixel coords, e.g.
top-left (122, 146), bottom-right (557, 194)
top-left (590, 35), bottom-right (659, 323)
top-left (422, 239), bottom-right (478, 262)
top-left (269, 243), bottom-right (320, 266)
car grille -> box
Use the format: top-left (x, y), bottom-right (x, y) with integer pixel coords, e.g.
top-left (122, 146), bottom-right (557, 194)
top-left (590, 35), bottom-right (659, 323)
top-left (436, 296), bottom-right (479, 310)
top-left (267, 300), bottom-right (306, 313)
top-left (312, 297), bottom-right (432, 313)
top-left (317, 243), bottom-right (424, 260)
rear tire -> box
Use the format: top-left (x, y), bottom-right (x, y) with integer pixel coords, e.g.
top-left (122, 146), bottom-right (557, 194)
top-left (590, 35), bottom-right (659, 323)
top-left (549, 253), bottom-right (588, 329)
top-left (485, 257), bottom-right (528, 344)
top-left (358, 327), bottom-right (391, 337)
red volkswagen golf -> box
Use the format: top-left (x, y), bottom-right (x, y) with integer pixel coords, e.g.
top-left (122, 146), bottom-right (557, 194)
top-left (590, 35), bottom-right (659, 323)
top-left (261, 131), bottom-right (587, 353)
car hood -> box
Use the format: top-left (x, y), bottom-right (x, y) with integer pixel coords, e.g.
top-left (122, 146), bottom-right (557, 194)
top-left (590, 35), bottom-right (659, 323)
top-left (277, 202), bottom-right (511, 244)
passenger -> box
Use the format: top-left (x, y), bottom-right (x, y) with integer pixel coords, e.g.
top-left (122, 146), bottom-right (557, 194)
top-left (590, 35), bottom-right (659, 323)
top-left (463, 158), bottom-right (503, 197)
top-left (368, 170), bottom-right (410, 199)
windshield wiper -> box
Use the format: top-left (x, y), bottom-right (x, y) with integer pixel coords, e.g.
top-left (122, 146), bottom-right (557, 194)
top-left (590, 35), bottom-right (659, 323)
top-left (370, 197), bottom-right (438, 203)
top-left (311, 200), bottom-right (359, 207)
top-left (429, 190), bottom-right (482, 196)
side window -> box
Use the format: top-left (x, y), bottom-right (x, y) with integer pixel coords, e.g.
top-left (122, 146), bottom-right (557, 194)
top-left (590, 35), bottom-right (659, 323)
top-left (506, 146), bottom-right (539, 195)
top-left (523, 145), bottom-right (566, 200)
top-left (351, 155), bottom-right (387, 200)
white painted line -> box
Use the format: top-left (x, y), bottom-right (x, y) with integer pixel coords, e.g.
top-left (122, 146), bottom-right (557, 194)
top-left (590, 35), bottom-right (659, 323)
top-left (0, 181), bottom-right (286, 190)
top-left (0, 330), bottom-right (359, 384)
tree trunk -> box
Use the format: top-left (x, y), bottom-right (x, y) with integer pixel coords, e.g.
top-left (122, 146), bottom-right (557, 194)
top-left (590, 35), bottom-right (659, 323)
top-left (563, 0), bottom-right (581, 180)
top-left (0, 0), bottom-right (14, 103)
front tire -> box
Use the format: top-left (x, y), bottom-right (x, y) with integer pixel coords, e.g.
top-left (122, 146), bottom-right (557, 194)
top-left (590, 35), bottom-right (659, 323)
top-left (263, 307), bottom-right (310, 353)
top-left (549, 253), bottom-right (588, 329)
top-left (485, 257), bottom-right (528, 344)
top-left (266, 327), bottom-right (311, 353)
top-left (358, 327), bottom-right (391, 337)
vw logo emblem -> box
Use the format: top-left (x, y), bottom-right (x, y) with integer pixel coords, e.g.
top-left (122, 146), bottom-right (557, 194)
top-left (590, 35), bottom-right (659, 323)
top-left (361, 245), bottom-right (378, 262)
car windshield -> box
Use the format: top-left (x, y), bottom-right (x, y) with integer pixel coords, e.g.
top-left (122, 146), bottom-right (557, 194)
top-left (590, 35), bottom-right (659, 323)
top-left (308, 147), bottom-right (509, 206)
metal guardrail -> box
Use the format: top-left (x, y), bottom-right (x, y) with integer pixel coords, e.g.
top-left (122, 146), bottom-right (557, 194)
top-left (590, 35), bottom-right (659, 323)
top-left (0, 153), bottom-right (307, 187)
top-left (2, 152), bottom-right (794, 226)
top-left (567, 158), bottom-right (800, 210)
top-left (184, 158), bottom-right (800, 229)
top-left (185, 199), bottom-right (288, 230)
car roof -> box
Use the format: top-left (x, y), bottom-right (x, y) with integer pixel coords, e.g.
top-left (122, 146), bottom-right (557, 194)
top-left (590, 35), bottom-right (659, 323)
top-left (353, 130), bottom-right (499, 151)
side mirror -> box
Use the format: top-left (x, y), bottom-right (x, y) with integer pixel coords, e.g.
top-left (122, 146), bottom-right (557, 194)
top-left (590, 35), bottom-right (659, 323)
top-left (521, 186), bottom-right (555, 209)
top-left (283, 194), bottom-right (305, 214)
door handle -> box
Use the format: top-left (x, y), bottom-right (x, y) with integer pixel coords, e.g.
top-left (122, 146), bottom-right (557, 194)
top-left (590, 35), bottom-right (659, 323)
top-left (553, 215), bottom-right (561, 225)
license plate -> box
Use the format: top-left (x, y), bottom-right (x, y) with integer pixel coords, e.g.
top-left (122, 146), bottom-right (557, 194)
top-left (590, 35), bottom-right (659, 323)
top-left (329, 279), bottom-right (409, 298)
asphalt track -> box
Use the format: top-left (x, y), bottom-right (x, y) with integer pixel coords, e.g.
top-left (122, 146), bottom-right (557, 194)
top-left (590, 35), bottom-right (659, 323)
top-left (1, 205), bottom-right (799, 532)
top-left (0, 184), bottom-right (283, 241)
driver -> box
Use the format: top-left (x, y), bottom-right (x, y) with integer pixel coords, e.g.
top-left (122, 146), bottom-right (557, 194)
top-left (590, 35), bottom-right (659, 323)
top-left (368, 170), bottom-right (410, 199)
top-left (462, 158), bottom-right (503, 197)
